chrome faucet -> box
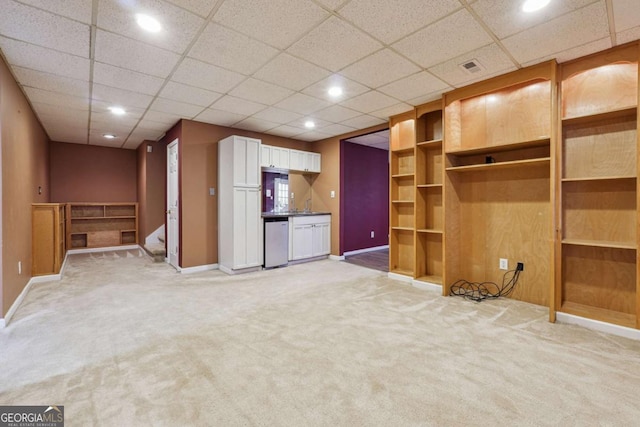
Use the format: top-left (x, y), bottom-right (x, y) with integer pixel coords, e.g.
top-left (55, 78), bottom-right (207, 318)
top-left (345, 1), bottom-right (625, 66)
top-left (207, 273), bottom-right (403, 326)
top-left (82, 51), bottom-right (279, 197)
top-left (304, 198), bottom-right (312, 213)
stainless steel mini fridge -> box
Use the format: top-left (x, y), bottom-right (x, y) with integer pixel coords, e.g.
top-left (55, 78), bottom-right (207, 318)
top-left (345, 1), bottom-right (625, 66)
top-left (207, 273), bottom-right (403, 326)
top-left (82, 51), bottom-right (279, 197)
top-left (264, 217), bottom-right (289, 268)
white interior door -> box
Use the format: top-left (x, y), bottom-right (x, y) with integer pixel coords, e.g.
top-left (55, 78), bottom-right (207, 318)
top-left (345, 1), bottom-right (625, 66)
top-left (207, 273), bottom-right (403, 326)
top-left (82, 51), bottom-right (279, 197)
top-left (167, 139), bottom-right (179, 268)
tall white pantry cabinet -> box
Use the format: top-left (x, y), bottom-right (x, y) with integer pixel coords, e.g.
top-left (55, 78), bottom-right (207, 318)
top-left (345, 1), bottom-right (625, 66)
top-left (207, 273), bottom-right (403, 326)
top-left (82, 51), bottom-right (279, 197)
top-left (218, 135), bottom-right (263, 274)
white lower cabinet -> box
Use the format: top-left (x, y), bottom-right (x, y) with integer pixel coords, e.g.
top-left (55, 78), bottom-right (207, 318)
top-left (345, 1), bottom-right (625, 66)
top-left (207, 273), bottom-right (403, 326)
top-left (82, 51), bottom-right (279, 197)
top-left (289, 215), bottom-right (331, 261)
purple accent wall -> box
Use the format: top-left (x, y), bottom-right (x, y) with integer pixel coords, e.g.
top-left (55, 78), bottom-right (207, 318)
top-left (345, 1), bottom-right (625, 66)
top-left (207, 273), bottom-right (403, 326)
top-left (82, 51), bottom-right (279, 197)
top-left (340, 141), bottom-right (389, 253)
top-left (262, 171), bottom-right (287, 212)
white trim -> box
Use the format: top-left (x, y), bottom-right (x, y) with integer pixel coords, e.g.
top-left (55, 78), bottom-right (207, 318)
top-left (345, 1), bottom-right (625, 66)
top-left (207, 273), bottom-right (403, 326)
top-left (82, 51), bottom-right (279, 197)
top-left (66, 244), bottom-right (140, 255)
top-left (178, 263), bottom-right (219, 274)
top-left (411, 279), bottom-right (442, 293)
top-left (0, 319), bottom-right (5, 328)
top-left (145, 224), bottom-right (165, 245)
top-left (218, 264), bottom-right (262, 275)
top-left (387, 272), bottom-right (412, 283)
top-left (2, 277), bottom-right (36, 327)
top-left (556, 312), bottom-right (640, 341)
top-left (343, 245), bottom-right (389, 257)
top-left (329, 254), bottom-right (345, 261)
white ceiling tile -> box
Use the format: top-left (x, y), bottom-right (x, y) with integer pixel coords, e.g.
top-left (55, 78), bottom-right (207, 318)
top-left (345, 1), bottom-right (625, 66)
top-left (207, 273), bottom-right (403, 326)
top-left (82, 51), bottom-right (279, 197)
top-left (254, 53), bottom-right (331, 91)
top-left (313, 105), bottom-right (362, 122)
top-left (617, 26), bottom-right (640, 45)
top-left (165, 0), bottom-right (216, 18)
top-left (213, 0), bottom-right (329, 49)
top-left (90, 114), bottom-right (140, 131)
top-left (31, 101), bottom-right (88, 120)
top-left (472, 0), bottom-right (597, 39)
top-left (287, 16), bottom-right (383, 72)
top-left (377, 71), bottom-right (449, 102)
top-left (313, 0), bottom-right (346, 11)
top-left (93, 62), bottom-right (165, 95)
top-left (0, 1), bottom-right (89, 56)
top-left (143, 110), bottom-right (182, 126)
top-left (97, 0), bottom-right (205, 53)
top-left (294, 130), bottom-right (332, 141)
top-left (136, 119), bottom-right (172, 132)
top-left (229, 78), bottom-right (294, 105)
top-left (0, 36), bottom-right (90, 80)
top-left (369, 102), bottom-right (413, 119)
top-left (210, 95), bottom-right (267, 116)
top-left (340, 49), bottom-right (421, 88)
top-left (47, 128), bottom-right (88, 144)
top-left (13, 66), bottom-right (89, 97)
top-left (159, 81), bottom-right (222, 107)
top-left (95, 30), bottom-right (180, 78)
top-left (319, 123), bottom-right (356, 136)
top-left (92, 83), bottom-right (154, 109)
top-left (274, 93), bottom-right (331, 115)
top-left (90, 120), bottom-right (135, 136)
top-left (301, 74), bottom-right (369, 102)
top-left (24, 86), bottom-right (88, 110)
top-left (613, 0), bottom-right (640, 32)
top-left (502, 2), bottom-right (610, 64)
top-left (408, 90), bottom-right (452, 106)
top-left (189, 22), bottom-right (279, 74)
top-left (89, 134), bottom-right (126, 148)
top-left (128, 127), bottom-right (165, 141)
top-left (234, 117), bottom-right (279, 133)
top-left (287, 117), bottom-right (332, 130)
top-left (37, 110), bottom-right (88, 129)
top-left (266, 125), bottom-right (304, 138)
top-left (252, 107), bottom-right (303, 124)
top-left (91, 101), bottom-right (146, 120)
top-left (521, 37), bottom-right (612, 67)
top-left (341, 90), bottom-right (398, 114)
top-left (339, 0), bottom-right (461, 44)
top-left (193, 108), bottom-right (246, 127)
top-left (393, 9), bottom-right (493, 68)
top-left (16, 0), bottom-right (92, 23)
top-left (122, 138), bottom-right (145, 150)
top-left (150, 98), bottom-right (203, 118)
top-left (428, 44), bottom-right (517, 88)
top-left (340, 114), bottom-right (386, 129)
top-left (171, 58), bottom-right (246, 93)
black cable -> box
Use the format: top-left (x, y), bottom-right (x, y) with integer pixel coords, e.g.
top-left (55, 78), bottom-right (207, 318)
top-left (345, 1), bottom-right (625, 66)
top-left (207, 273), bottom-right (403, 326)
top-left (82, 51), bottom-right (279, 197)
top-left (449, 269), bottom-right (522, 302)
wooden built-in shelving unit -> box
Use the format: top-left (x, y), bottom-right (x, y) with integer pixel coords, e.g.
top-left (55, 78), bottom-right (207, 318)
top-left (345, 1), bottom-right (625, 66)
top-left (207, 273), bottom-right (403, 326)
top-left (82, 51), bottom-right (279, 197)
top-left (66, 203), bottom-right (138, 250)
top-left (555, 43), bottom-right (639, 328)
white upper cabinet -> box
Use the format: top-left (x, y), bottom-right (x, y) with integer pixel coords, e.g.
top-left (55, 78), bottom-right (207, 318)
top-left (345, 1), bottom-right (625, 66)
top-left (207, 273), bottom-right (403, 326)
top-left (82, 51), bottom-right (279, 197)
top-left (263, 145), bottom-right (321, 173)
top-left (261, 145), bottom-right (290, 169)
top-left (230, 135), bottom-right (261, 187)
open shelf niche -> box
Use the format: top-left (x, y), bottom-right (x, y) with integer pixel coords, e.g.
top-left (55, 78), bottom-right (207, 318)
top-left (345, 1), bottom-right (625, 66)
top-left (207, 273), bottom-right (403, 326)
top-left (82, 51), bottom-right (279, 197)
top-left (389, 111), bottom-right (416, 276)
top-left (66, 202), bottom-right (139, 250)
top-left (443, 60), bottom-right (557, 306)
top-left (414, 100), bottom-right (444, 285)
top-left (556, 42), bottom-right (639, 328)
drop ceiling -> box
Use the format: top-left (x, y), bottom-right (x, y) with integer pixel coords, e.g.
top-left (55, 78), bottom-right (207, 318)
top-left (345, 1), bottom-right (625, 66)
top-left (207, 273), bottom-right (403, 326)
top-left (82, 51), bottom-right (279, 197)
top-left (0, 0), bottom-right (638, 150)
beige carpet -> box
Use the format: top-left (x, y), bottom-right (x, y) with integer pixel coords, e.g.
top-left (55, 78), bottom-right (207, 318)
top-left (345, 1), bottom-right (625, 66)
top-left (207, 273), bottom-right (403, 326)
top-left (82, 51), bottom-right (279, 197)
top-left (1, 249), bottom-right (639, 426)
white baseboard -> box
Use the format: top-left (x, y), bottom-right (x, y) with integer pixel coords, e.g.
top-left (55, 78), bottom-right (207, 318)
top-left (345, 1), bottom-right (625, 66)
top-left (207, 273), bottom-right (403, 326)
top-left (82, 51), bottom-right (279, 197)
top-left (2, 276), bottom-right (37, 328)
top-left (178, 263), bottom-right (219, 274)
top-left (343, 245), bottom-right (389, 257)
top-left (411, 279), bottom-right (442, 293)
top-left (387, 272), bottom-right (413, 283)
top-left (0, 318), bottom-right (5, 328)
top-left (145, 224), bottom-right (165, 245)
top-left (556, 312), bottom-right (640, 341)
top-left (66, 244), bottom-right (140, 255)
top-left (329, 254), bottom-right (345, 261)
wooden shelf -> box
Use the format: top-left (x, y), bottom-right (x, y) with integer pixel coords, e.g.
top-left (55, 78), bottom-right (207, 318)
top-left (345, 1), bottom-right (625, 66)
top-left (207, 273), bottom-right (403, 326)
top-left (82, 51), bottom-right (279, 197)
top-left (66, 203), bottom-right (138, 250)
top-left (417, 184), bottom-right (443, 188)
top-left (562, 239), bottom-right (636, 250)
top-left (445, 137), bottom-right (550, 156)
top-left (391, 173), bottom-right (414, 179)
top-left (391, 226), bottom-right (414, 231)
top-left (562, 176), bottom-right (636, 183)
top-left (390, 268), bottom-right (413, 276)
top-left (561, 301), bottom-right (636, 329)
top-left (417, 229), bottom-right (443, 234)
top-left (446, 157), bottom-right (550, 172)
top-left (417, 139), bottom-right (443, 147)
top-left (391, 200), bottom-right (414, 204)
top-left (391, 146), bottom-right (414, 154)
top-left (562, 106), bottom-right (637, 126)
top-left (415, 275), bottom-right (443, 285)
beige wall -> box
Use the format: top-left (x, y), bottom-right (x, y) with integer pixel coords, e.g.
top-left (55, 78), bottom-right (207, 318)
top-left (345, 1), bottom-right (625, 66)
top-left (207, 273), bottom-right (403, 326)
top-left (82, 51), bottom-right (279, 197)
top-left (311, 124), bottom-right (387, 256)
top-left (0, 56), bottom-right (50, 317)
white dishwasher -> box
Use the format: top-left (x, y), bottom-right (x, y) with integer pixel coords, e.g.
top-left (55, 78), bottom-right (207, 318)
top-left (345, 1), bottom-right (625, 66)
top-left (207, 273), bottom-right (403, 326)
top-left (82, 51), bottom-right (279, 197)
top-left (264, 217), bottom-right (289, 268)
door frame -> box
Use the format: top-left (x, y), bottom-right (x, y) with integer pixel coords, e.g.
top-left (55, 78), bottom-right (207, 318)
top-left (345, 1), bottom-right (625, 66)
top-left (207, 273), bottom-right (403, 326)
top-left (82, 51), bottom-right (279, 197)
top-left (167, 138), bottom-right (179, 269)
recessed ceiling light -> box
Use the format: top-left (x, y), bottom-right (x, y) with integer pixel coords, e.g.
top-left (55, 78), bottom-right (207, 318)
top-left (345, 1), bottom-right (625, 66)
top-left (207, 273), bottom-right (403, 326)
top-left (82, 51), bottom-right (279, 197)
top-left (109, 106), bottom-right (126, 115)
top-left (304, 120), bottom-right (315, 129)
top-left (136, 13), bottom-right (162, 33)
top-left (103, 133), bottom-right (116, 139)
top-left (522, 0), bottom-right (551, 13)
top-left (328, 86), bottom-right (343, 97)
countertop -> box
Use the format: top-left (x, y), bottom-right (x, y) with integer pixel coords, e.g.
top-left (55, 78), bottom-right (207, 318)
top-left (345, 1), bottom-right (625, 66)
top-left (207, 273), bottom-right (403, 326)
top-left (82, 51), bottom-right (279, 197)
top-left (262, 212), bottom-right (331, 218)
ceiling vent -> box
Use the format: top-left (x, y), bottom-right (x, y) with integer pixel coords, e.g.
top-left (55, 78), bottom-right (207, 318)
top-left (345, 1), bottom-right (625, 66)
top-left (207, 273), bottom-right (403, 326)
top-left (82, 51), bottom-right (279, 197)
top-left (459, 59), bottom-right (485, 75)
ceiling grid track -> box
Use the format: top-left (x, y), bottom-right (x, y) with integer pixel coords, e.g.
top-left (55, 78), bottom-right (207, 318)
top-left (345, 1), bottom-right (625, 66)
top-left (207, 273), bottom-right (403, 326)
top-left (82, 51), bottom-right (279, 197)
top-left (87, 0), bottom-right (99, 146)
top-left (606, 0), bottom-right (617, 46)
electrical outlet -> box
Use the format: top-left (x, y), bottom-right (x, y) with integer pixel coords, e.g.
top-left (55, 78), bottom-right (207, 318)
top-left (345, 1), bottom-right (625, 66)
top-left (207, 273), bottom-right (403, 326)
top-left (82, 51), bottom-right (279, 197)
top-left (517, 262), bottom-right (524, 271)
top-left (370, 231), bottom-right (374, 238)
top-left (330, 190), bottom-right (335, 198)
top-left (499, 258), bottom-right (508, 270)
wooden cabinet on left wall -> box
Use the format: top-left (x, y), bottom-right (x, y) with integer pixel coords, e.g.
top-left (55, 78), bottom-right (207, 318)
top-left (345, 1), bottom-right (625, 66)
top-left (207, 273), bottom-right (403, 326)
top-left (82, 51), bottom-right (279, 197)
top-left (32, 203), bottom-right (66, 276)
